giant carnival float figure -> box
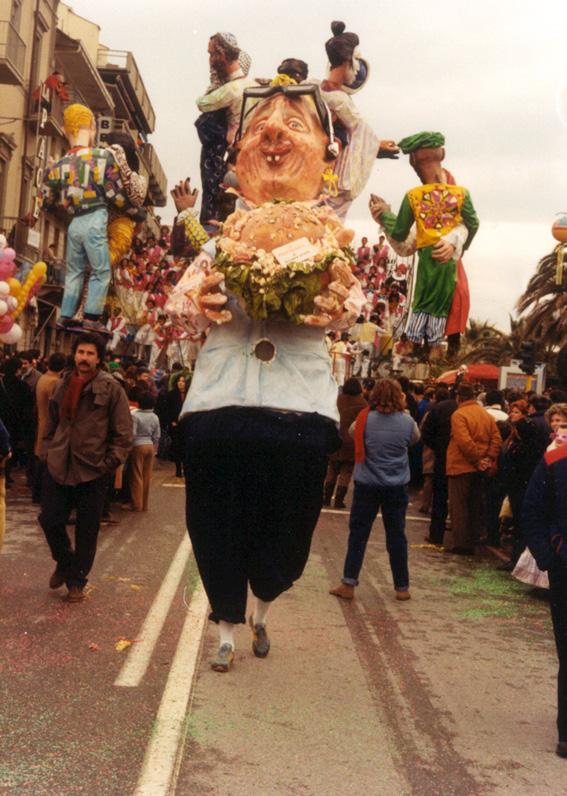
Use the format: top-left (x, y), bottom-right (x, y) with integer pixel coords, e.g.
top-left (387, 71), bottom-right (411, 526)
top-left (316, 21), bottom-right (400, 219)
top-left (166, 77), bottom-right (367, 672)
top-left (195, 32), bottom-right (254, 229)
top-left (42, 104), bottom-right (146, 334)
top-left (369, 132), bottom-right (479, 359)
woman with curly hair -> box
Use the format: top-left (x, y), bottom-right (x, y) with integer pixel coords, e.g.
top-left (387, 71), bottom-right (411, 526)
top-left (330, 378), bottom-right (419, 601)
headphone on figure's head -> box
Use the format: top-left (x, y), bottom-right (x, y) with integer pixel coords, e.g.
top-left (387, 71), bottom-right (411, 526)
top-left (231, 83), bottom-right (339, 163)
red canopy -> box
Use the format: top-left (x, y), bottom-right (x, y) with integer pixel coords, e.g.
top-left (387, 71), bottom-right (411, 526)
top-left (437, 363), bottom-right (500, 384)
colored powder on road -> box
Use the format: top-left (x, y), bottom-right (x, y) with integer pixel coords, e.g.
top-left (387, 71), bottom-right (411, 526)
top-left (447, 566), bottom-right (547, 621)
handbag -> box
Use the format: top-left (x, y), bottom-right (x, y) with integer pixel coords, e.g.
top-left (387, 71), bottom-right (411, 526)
top-left (512, 548), bottom-right (549, 589)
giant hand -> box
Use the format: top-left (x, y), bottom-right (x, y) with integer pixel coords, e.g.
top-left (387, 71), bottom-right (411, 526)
top-left (377, 140), bottom-right (400, 160)
top-left (302, 259), bottom-right (356, 327)
top-left (369, 194), bottom-right (391, 223)
top-left (194, 271), bottom-right (232, 325)
top-left (171, 179), bottom-right (199, 213)
top-left (431, 240), bottom-right (456, 263)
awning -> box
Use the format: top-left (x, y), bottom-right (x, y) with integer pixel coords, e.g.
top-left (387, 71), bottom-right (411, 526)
top-left (55, 30), bottom-right (114, 114)
top-left (437, 363), bottom-right (500, 384)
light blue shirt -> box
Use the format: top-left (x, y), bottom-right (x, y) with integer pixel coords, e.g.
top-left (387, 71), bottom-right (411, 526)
top-left (132, 409), bottom-right (161, 447)
top-left (354, 411), bottom-right (420, 488)
top-left (180, 298), bottom-right (340, 422)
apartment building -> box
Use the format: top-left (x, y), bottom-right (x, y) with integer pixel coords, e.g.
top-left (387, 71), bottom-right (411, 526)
top-left (0, 1), bottom-right (167, 351)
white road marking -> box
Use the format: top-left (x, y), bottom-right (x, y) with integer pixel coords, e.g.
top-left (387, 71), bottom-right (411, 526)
top-left (114, 533), bottom-right (192, 688)
top-left (133, 582), bottom-right (209, 796)
top-left (321, 508), bottom-right (429, 524)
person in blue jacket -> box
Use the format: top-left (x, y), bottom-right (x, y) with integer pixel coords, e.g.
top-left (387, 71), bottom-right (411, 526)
top-left (523, 443), bottom-right (567, 759)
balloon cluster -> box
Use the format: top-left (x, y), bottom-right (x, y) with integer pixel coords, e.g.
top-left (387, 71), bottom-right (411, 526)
top-left (0, 235), bottom-right (47, 345)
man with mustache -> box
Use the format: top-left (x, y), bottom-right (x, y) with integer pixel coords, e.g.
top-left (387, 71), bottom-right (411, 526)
top-left (39, 334), bottom-right (132, 602)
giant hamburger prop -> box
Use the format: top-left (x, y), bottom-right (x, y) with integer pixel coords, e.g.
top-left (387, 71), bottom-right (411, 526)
top-left (215, 201), bottom-right (354, 323)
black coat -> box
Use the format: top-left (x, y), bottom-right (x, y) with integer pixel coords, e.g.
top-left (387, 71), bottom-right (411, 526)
top-left (529, 411), bottom-right (551, 459)
top-left (499, 417), bottom-right (542, 496)
top-left (165, 388), bottom-right (186, 430)
top-left (420, 398), bottom-right (457, 459)
top-left (0, 376), bottom-right (34, 446)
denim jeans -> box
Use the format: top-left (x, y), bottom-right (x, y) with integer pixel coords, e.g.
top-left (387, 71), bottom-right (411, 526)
top-left (343, 481), bottom-right (409, 591)
top-left (62, 208), bottom-right (110, 318)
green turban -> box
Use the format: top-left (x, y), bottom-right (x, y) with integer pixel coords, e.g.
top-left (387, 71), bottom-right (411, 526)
top-left (398, 132), bottom-right (445, 154)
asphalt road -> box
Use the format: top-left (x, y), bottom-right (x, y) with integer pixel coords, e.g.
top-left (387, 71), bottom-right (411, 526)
top-left (0, 466), bottom-right (564, 795)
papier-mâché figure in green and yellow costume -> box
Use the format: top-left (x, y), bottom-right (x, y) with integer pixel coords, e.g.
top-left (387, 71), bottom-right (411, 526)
top-left (370, 132), bottom-right (479, 351)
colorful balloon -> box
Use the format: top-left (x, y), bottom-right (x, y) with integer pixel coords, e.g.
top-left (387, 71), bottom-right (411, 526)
top-left (13, 262), bottom-right (47, 319)
top-left (0, 262), bottom-right (15, 280)
top-left (0, 323), bottom-right (23, 345)
top-left (7, 278), bottom-right (21, 297)
top-left (0, 314), bottom-right (14, 334)
top-left (0, 300), bottom-right (8, 317)
top-left (0, 281), bottom-right (9, 297)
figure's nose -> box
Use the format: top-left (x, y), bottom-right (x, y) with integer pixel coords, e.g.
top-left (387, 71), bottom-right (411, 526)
top-left (260, 109), bottom-right (287, 146)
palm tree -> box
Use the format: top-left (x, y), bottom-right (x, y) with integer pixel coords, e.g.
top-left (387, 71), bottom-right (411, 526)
top-left (458, 318), bottom-right (511, 365)
top-left (516, 246), bottom-right (567, 350)
top-left (457, 317), bottom-right (531, 366)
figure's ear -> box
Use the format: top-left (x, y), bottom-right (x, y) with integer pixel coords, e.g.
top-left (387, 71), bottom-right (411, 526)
top-left (440, 146), bottom-right (446, 162)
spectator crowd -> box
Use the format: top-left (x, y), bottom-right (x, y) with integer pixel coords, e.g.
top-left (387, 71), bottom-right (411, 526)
top-left (326, 234), bottom-right (413, 384)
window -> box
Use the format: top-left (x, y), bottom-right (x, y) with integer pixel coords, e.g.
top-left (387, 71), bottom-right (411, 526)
top-left (10, 1), bottom-right (23, 33)
top-left (0, 134), bottom-right (17, 224)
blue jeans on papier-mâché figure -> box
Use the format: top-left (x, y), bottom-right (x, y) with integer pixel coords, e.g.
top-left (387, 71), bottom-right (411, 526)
top-left (61, 207), bottom-right (110, 319)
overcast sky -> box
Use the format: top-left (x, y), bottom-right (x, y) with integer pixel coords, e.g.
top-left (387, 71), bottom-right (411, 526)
top-left (69, 0), bottom-right (566, 330)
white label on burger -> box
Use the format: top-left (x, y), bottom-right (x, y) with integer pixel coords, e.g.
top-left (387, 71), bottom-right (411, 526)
top-left (272, 237), bottom-right (318, 267)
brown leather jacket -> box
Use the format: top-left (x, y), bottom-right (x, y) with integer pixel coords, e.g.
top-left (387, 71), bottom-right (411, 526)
top-left (43, 369), bottom-right (133, 485)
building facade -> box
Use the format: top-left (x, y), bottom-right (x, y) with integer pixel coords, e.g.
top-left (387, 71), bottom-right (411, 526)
top-left (0, 0), bottom-right (167, 352)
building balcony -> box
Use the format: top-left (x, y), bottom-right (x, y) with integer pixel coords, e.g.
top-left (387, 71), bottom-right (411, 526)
top-left (39, 259), bottom-right (65, 306)
top-left (0, 21), bottom-right (26, 86)
top-left (12, 220), bottom-right (41, 265)
top-left (55, 29), bottom-right (114, 114)
top-left (27, 91), bottom-right (64, 138)
top-left (140, 143), bottom-right (167, 207)
top-left (97, 49), bottom-right (156, 135)
top-left (0, 215), bottom-right (18, 243)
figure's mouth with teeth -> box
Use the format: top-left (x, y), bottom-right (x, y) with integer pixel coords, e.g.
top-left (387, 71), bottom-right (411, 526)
top-left (261, 146), bottom-right (292, 167)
